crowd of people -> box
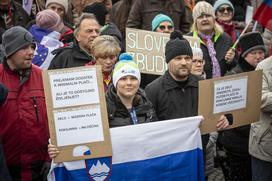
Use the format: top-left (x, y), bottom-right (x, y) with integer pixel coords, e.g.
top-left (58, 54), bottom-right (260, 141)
top-left (0, 0), bottom-right (272, 181)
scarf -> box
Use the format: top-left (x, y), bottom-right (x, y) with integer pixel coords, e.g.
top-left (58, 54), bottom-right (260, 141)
top-left (198, 32), bottom-right (221, 78)
top-left (216, 20), bottom-right (236, 42)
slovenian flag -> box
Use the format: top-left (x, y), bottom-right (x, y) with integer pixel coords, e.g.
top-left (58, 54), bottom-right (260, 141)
top-left (253, 0), bottom-right (272, 31)
top-left (48, 116), bottom-right (204, 181)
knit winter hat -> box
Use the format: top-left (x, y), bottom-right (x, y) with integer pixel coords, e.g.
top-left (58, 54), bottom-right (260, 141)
top-left (152, 14), bottom-right (174, 32)
top-left (36, 9), bottom-right (64, 32)
top-left (112, 53), bottom-right (141, 88)
top-left (165, 30), bottom-right (192, 63)
top-left (46, 0), bottom-right (68, 14)
top-left (213, 0), bottom-right (234, 13)
top-left (2, 26), bottom-right (35, 58)
top-left (239, 32), bottom-right (265, 58)
top-left (82, 2), bottom-right (108, 26)
top-left (193, 1), bottom-right (215, 21)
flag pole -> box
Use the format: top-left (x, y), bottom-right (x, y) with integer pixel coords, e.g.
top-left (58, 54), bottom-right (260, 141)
top-left (231, 22), bottom-right (252, 50)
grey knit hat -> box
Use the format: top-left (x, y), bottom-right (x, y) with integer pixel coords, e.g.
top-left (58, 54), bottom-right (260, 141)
top-left (2, 26), bottom-right (35, 58)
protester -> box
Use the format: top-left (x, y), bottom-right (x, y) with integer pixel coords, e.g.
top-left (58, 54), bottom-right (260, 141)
top-left (48, 53), bottom-right (157, 158)
top-left (45, 0), bottom-right (74, 45)
top-left (145, 30), bottom-right (229, 139)
top-left (140, 13), bottom-right (175, 88)
top-left (87, 35), bottom-right (121, 91)
top-left (107, 53), bottom-right (157, 127)
top-left (0, 0), bottom-right (31, 30)
top-left (0, 26), bottom-right (50, 180)
top-left (191, 47), bottom-right (206, 78)
top-left (218, 32), bottom-right (266, 181)
top-left (126, 0), bottom-right (192, 34)
top-left (48, 13), bottom-right (100, 69)
top-left (29, 9), bottom-right (64, 69)
top-left (213, 0), bottom-right (238, 43)
top-left (190, 1), bottom-right (236, 79)
top-left (249, 55), bottom-right (272, 181)
top-left (152, 14), bottom-right (175, 34)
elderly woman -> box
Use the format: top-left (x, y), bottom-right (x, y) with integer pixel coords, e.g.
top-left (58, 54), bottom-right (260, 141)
top-left (190, 1), bottom-right (236, 79)
top-left (213, 0), bottom-right (237, 43)
top-left (152, 14), bottom-right (175, 34)
top-left (86, 35), bottom-right (121, 92)
top-left (191, 47), bottom-right (206, 78)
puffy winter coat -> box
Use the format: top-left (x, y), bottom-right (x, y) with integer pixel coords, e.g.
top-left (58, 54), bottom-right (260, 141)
top-left (106, 84), bottom-right (157, 128)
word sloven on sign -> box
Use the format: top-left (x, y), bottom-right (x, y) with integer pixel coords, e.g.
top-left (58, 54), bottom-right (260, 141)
top-left (126, 28), bottom-right (200, 75)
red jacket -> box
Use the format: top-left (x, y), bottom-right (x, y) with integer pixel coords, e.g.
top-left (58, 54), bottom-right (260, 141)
top-left (0, 63), bottom-right (49, 168)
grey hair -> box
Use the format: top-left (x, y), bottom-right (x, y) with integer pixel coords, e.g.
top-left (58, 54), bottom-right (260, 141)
top-left (192, 47), bottom-right (203, 59)
top-left (73, 13), bottom-right (99, 37)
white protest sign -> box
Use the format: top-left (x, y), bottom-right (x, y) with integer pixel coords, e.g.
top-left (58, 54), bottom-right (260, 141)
top-left (43, 66), bottom-right (112, 162)
top-left (126, 28), bottom-right (200, 75)
top-left (246, 6), bottom-right (254, 25)
top-left (213, 76), bottom-right (248, 114)
top-left (49, 69), bottom-right (99, 108)
top-left (54, 106), bottom-right (104, 147)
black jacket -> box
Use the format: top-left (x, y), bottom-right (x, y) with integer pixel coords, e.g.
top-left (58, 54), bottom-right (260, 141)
top-left (145, 71), bottom-right (200, 121)
top-left (188, 32), bottom-right (237, 79)
top-left (218, 56), bottom-right (254, 156)
top-left (48, 40), bottom-right (93, 69)
top-left (106, 85), bottom-right (157, 128)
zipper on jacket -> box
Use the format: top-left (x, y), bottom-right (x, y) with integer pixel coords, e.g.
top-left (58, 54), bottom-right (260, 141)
top-left (32, 96), bottom-right (39, 122)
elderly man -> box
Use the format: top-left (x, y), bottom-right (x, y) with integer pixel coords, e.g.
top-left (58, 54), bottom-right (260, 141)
top-left (49, 13), bottom-right (100, 69)
top-left (0, 26), bottom-right (50, 180)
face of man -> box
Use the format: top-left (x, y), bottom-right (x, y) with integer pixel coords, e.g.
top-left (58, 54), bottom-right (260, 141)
top-left (76, 19), bottom-right (100, 51)
top-left (244, 49), bottom-right (265, 67)
top-left (216, 5), bottom-right (233, 22)
top-left (7, 44), bottom-right (35, 70)
top-left (196, 14), bottom-right (215, 35)
top-left (191, 56), bottom-right (205, 76)
top-left (156, 21), bottom-right (174, 34)
top-left (47, 3), bottom-right (65, 19)
top-left (168, 55), bottom-right (192, 81)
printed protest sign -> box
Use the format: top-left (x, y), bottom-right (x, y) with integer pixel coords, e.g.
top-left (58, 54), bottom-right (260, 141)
top-left (126, 28), bottom-right (200, 75)
top-left (198, 70), bottom-right (262, 134)
top-left (43, 66), bottom-right (112, 162)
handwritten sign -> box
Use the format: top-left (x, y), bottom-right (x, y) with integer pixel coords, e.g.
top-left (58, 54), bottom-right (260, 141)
top-left (43, 66), bottom-right (112, 162)
top-left (126, 28), bottom-right (200, 75)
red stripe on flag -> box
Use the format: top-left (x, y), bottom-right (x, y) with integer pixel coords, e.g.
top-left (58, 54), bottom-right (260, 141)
top-left (253, 3), bottom-right (272, 31)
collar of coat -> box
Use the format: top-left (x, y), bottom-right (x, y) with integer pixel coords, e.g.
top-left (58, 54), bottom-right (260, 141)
top-left (162, 70), bottom-right (200, 91)
top-left (193, 30), bottom-right (221, 45)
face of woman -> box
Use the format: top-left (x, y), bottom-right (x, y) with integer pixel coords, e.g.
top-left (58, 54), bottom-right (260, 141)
top-left (96, 55), bottom-right (117, 74)
top-left (116, 75), bottom-right (139, 99)
top-left (216, 5), bottom-right (233, 22)
top-left (156, 21), bottom-right (174, 34)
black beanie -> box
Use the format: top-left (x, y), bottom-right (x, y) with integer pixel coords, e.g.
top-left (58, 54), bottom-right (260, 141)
top-left (165, 30), bottom-right (192, 63)
top-left (82, 2), bottom-right (108, 26)
top-left (239, 32), bottom-right (265, 58)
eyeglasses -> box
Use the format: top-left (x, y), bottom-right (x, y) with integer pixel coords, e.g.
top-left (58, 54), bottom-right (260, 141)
top-left (218, 7), bottom-right (233, 13)
top-left (158, 25), bottom-right (173, 31)
top-left (192, 59), bottom-right (204, 64)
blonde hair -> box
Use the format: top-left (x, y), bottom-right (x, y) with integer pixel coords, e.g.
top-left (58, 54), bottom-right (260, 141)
top-left (90, 35), bottom-right (121, 58)
top-left (191, 20), bottom-right (224, 34)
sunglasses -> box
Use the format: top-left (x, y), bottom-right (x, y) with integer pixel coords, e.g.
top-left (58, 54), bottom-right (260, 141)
top-left (158, 25), bottom-right (173, 30)
top-left (218, 7), bottom-right (233, 13)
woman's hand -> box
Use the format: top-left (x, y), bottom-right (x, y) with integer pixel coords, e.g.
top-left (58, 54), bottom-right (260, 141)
top-left (48, 144), bottom-right (60, 159)
top-left (216, 115), bottom-right (229, 131)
